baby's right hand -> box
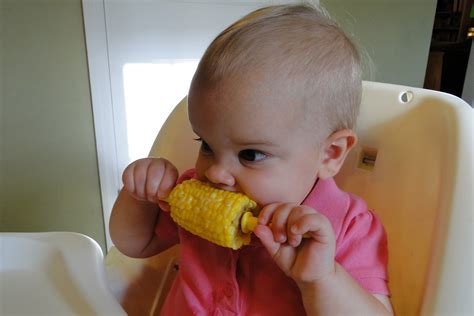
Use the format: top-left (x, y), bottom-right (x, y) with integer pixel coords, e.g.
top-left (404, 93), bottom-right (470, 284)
top-left (122, 157), bottom-right (178, 211)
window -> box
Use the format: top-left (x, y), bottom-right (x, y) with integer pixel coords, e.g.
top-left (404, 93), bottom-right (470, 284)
top-left (123, 61), bottom-right (198, 161)
top-left (83, 0), bottom-right (298, 249)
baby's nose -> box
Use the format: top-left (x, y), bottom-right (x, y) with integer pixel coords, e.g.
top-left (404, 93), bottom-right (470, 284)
top-left (204, 163), bottom-right (236, 188)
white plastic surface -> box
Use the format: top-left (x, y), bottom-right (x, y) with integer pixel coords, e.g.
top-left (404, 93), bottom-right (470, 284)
top-left (105, 245), bottom-right (180, 316)
top-left (0, 232), bottom-right (126, 316)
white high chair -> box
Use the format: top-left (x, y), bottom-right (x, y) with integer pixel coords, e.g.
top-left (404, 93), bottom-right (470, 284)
top-left (0, 232), bottom-right (126, 315)
top-left (105, 81), bottom-right (473, 316)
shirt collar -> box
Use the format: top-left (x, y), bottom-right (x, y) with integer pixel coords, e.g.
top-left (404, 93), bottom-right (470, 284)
top-left (302, 178), bottom-right (349, 234)
top-left (247, 178), bottom-right (348, 248)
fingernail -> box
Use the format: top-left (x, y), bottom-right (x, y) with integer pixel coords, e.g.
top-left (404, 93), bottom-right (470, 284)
top-left (291, 225), bottom-right (298, 234)
top-left (290, 238), bottom-right (299, 247)
top-left (278, 235), bottom-right (286, 243)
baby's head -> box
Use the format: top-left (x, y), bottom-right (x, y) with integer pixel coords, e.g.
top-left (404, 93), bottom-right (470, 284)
top-left (188, 4), bottom-right (361, 206)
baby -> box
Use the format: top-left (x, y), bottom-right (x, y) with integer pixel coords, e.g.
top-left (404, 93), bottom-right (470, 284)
top-left (110, 4), bottom-right (392, 315)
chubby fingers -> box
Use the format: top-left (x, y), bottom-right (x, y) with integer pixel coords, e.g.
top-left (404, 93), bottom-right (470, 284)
top-left (258, 203), bottom-right (294, 243)
top-left (258, 203), bottom-right (334, 247)
top-left (122, 159), bottom-right (149, 198)
top-left (257, 203), bottom-right (315, 245)
top-left (289, 211), bottom-right (335, 245)
top-left (122, 158), bottom-right (178, 204)
top-left (253, 223), bottom-right (280, 256)
top-left (155, 162), bottom-right (178, 200)
top-left (285, 206), bottom-right (318, 247)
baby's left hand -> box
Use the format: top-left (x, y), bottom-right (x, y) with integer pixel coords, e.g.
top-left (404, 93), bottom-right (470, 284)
top-left (254, 203), bottom-right (336, 284)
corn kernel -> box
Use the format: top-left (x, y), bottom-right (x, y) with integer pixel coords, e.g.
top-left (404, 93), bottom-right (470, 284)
top-left (167, 179), bottom-right (258, 249)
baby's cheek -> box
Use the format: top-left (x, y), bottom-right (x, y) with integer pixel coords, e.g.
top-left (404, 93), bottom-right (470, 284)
top-left (258, 183), bottom-right (311, 207)
top-left (245, 181), bottom-right (287, 206)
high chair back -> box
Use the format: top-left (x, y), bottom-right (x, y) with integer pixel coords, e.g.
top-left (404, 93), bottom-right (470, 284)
top-left (106, 81), bottom-right (473, 316)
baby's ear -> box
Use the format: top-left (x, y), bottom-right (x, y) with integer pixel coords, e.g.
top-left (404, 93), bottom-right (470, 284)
top-left (318, 129), bottom-right (357, 179)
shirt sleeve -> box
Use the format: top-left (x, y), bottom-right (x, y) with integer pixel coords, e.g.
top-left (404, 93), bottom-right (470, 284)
top-left (154, 169), bottom-right (197, 245)
top-left (335, 209), bottom-right (390, 296)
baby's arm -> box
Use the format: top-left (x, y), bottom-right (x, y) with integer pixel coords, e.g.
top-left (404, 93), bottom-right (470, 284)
top-left (254, 203), bottom-right (393, 316)
top-left (298, 264), bottom-right (393, 315)
top-left (109, 158), bottom-right (178, 258)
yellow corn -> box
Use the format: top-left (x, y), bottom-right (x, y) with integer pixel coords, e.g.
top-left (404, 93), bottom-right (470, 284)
top-left (166, 179), bottom-right (259, 249)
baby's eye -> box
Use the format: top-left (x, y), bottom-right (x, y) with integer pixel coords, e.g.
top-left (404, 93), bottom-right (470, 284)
top-left (238, 149), bottom-right (266, 162)
top-left (194, 138), bottom-right (212, 154)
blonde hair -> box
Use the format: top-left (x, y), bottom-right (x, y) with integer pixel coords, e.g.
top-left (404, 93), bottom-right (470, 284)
top-left (191, 4), bottom-right (362, 136)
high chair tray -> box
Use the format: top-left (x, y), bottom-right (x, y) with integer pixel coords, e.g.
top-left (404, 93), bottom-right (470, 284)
top-left (0, 232), bottom-right (125, 316)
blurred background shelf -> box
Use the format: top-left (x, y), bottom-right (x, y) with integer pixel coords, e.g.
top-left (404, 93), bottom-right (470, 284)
top-left (424, 0), bottom-right (473, 97)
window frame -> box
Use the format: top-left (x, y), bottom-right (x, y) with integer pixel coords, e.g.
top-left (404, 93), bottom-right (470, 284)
top-left (82, 0), bottom-right (120, 250)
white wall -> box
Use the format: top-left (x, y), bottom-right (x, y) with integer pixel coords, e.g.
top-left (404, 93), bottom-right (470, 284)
top-left (1, 0), bottom-right (106, 251)
top-left (462, 43), bottom-right (473, 106)
top-left (322, 0), bottom-right (437, 87)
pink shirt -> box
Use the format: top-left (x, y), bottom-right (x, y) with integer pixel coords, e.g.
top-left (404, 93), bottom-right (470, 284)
top-left (157, 170), bottom-right (389, 315)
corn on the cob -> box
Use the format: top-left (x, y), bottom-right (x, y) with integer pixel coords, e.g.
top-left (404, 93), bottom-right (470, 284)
top-left (166, 179), bottom-right (259, 249)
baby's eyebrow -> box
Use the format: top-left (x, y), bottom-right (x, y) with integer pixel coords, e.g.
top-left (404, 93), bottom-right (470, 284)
top-left (233, 140), bottom-right (277, 147)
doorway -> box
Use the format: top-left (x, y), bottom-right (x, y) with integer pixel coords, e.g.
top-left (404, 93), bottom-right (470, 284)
top-left (82, 0), bottom-right (300, 249)
top-left (424, 0), bottom-right (473, 101)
